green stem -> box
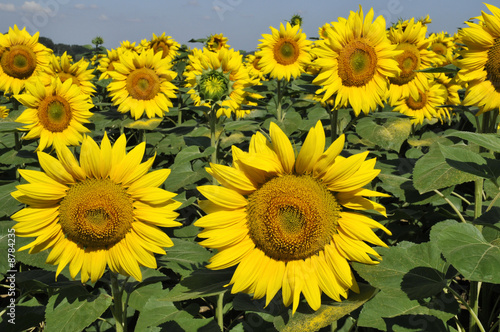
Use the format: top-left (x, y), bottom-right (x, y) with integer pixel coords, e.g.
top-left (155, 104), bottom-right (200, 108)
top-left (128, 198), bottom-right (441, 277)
top-left (276, 79), bottom-right (283, 122)
top-left (447, 286), bottom-right (486, 332)
top-left (110, 272), bottom-right (125, 332)
top-left (209, 107), bottom-right (219, 184)
top-left (14, 131), bottom-right (20, 151)
top-left (433, 189), bottom-right (466, 223)
top-left (474, 179), bottom-right (484, 220)
top-left (216, 293), bottom-right (224, 331)
top-left (329, 106), bottom-right (338, 142)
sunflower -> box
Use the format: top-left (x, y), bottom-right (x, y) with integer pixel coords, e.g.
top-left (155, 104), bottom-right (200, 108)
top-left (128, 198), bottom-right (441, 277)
top-left (49, 52), bottom-right (96, 95)
top-left (455, 3), bottom-right (500, 114)
top-left (428, 32), bottom-right (456, 67)
top-left (195, 121), bottom-right (391, 313)
top-left (15, 78), bottom-right (93, 151)
top-left (205, 33), bottom-right (230, 52)
top-left (97, 48), bottom-right (123, 80)
top-left (11, 133), bottom-right (182, 282)
top-left (0, 106), bottom-right (9, 118)
top-left (243, 53), bottom-right (266, 81)
top-left (149, 33), bottom-right (180, 62)
top-left (434, 73), bottom-right (460, 123)
top-left (256, 22), bottom-right (312, 81)
top-left (107, 48), bottom-right (178, 119)
top-left (392, 78), bottom-right (447, 125)
top-left (0, 25), bottom-right (52, 95)
top-left (184, 47), bottom-right (255, 118)
top-left (387, 18), bottom-right (438, 105)
top-left (312, 7), bottom-right (401, 116)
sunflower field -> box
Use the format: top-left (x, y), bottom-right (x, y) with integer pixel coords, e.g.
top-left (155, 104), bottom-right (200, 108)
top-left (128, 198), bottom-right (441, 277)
top-left (0, 4), bottom-right (500, 332)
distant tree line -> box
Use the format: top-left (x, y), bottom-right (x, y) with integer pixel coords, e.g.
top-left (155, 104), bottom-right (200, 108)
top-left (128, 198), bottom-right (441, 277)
top-left (38, 36), bottom-right (95, 60)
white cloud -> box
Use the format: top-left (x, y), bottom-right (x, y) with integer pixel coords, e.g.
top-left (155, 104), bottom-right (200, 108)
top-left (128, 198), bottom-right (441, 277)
top-left (89, 4), bottom-right (97, 9)
top-left (0, 3), bottom-right (15, 12)
top-left (74, 4), bottom-right (86, 10)
top-left (98, 14), bottom-right (108, 21)
top-left (21, 1), bottom-right (52, 14)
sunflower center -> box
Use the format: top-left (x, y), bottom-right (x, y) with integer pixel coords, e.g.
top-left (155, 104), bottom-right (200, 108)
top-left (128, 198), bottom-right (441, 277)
top-left (0, 45), bottom-right (37, 79)
top-left (273, 39), bottom-right (300, 65)
top-left (405, 90), bottom-right (427, 110)
top-left (198, 69), bottom-right (230, 101)
top-left (59, 178), bottom-right (134, 249)
top-left (430, 42), bottom-right (447, 56)
top-left (485, 38), bottom-right (500, 91)
top-left (38, 95), bottom-right (73, 132)
top-left (247, 175), bottom-right (340, 261)
top-left (338, 39), bottom-right (377, 87)
top-left (389, 43), bottom-right (421, 86)
top-left (126, 67), bottom-right (161, 100)
top-left (58, 72), bottom-right (81, 86)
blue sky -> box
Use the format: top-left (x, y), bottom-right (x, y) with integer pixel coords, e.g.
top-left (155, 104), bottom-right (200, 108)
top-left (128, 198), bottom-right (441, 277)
top-left (0, 0), bottom-right (491, 52)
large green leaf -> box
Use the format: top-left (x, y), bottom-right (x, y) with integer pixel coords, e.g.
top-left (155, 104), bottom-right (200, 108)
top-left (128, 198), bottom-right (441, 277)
top-left (436, 222), bottom-right (500, 283)
top-left (157, 238), bottom-right (212, 277)
top-left (44, 287), bottom-right (112, 332)
top-left (356, 116), bottom-right (412, 152)
top-left (413, 143), bottom-right (480, 193)
top-left (0, 181), bottom-right (21, 218)
top-left (445, 131), bottom-right (500, 153)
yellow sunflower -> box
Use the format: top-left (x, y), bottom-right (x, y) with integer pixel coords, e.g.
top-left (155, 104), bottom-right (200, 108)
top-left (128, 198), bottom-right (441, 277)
top-left (256, 22), bottom-right (312, 81)
top-left (205, 33), bottom-right (230, 52)
top-left (455, 3), bottom-right (500, 114)
top-left (107, 48), bottom-right (178, 119)
top-left (11, 133), bottom-right (181, 282)
top-left (49, 52), bottom-right (96, 95)
top-left (243, 54), bottom-right (266, 81)
top-left (312, 7), bottom-right (401, 116)
top-left (387, 18), bottom-right (438, 105)
top-left (149, 32), bottom-right (180, 62)
top-left (184, 47), bottom-right (255, 118)
top-left (15, 78), bottom-right (93, 151)
top-left (428, 32), bottom-right (456, 67)
top-left (97, 48), bottom-right (123, 80)
top-left (195, 121), bottom-right (391, 313)
top-left (0, 105), bottom-right (9, 118)
top-left (0, 25), bottom-right (52, 95)
top-left (392, 79), bottom-right (447, 125)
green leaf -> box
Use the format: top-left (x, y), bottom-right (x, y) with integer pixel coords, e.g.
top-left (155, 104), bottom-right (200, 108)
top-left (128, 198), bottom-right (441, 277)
top-left (445, 131), bottom-right (500, 152)
top-left (436, 222), bottom-right (500, 283)
top-left (134, 297), bottom-right (191, 331)
top-left (0, 303), bottom-right (45, 332)
top-left (156, 268), bottom-right (232, 302)
top-left (0, 148), bottom-right (37, 165)
top-left (0, 121), bottom-right (23, 133)
top-left (0, 181), bottom-right (21, 218)
top-left (416, 64), bottom-right (459, 73)
top-left (356, 117), bottom-right (412, 152)
top-left (413, 143), bottom-right (480, 193)
top-left (274, 284), bottom-right (377, 332)
top-left (45, 288), bottom-right (112, 332)
top-left (157, 238), bottom-right (212, 277)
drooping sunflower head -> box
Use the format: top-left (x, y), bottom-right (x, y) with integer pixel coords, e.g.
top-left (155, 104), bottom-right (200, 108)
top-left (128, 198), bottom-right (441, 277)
top-left (149, 32), bottom-right (180, 62)
top-left (289, 14), bottom-right (303, 27)
top-left (256, 22), bottom-right (312, 81)
top-left (15, 77), bottom-right (94, 151)
top-left (49, 52), bottom-right (96, 95)
top-left (244, 54), bottom-right (266, 80)
top-left (195, 121), bottom-right (391, 313)
top-left (184, 47), bottom-right (255, 118)
top-left (97, 48), bottom-right (123, 80)
top-left (456, 3), bottom-right (500, 114)
top-left (312, 7), bottom-right (402, 115)
top-left (0, 25), bottom-right (52, 95)
top-left (107, 48), bottom-right (178, 119)
top-left (205, 33), bottom-right (230, 52)
top-left (11, 133), bottom-right (182, 283)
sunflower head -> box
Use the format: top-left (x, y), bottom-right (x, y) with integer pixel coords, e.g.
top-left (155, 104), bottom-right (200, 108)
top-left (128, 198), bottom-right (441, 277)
top-left (289, 14), bottom-right (303, 27)
top-left (195, 121), bottom-right (391, 313)
top-left (149, 32), bottom-right (180, 61)
top-left (0, 106), bottom-right (9, 119)
top-left (0, 25), bottom-right (52, 94)
top-left (11, 133), bottom-right (182, 283)
top-left (205, 33), bottom-right (230, 52)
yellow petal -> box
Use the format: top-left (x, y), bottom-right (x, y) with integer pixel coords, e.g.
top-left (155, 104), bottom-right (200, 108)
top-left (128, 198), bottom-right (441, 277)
top-left (270, 122), bottom-right (295, 174)
top-left (197, 185), bottom-right (248, 209)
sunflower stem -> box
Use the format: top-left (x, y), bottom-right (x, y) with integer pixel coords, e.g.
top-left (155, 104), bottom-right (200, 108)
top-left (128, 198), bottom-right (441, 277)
top-left (110, 272), bottom-right (125, 332)
top-left (276, 79), bottom-right (283, 122)
top-left (14, 131), bottom-right (21, 151)
top-left (216, 293), bottom-right (224, 331)
top-left (329, 107), bottom-right (338, 142)
top-left (433, 189), bottom-right (466, 223)
top-left (209, 106), bottom-right (219, 182)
